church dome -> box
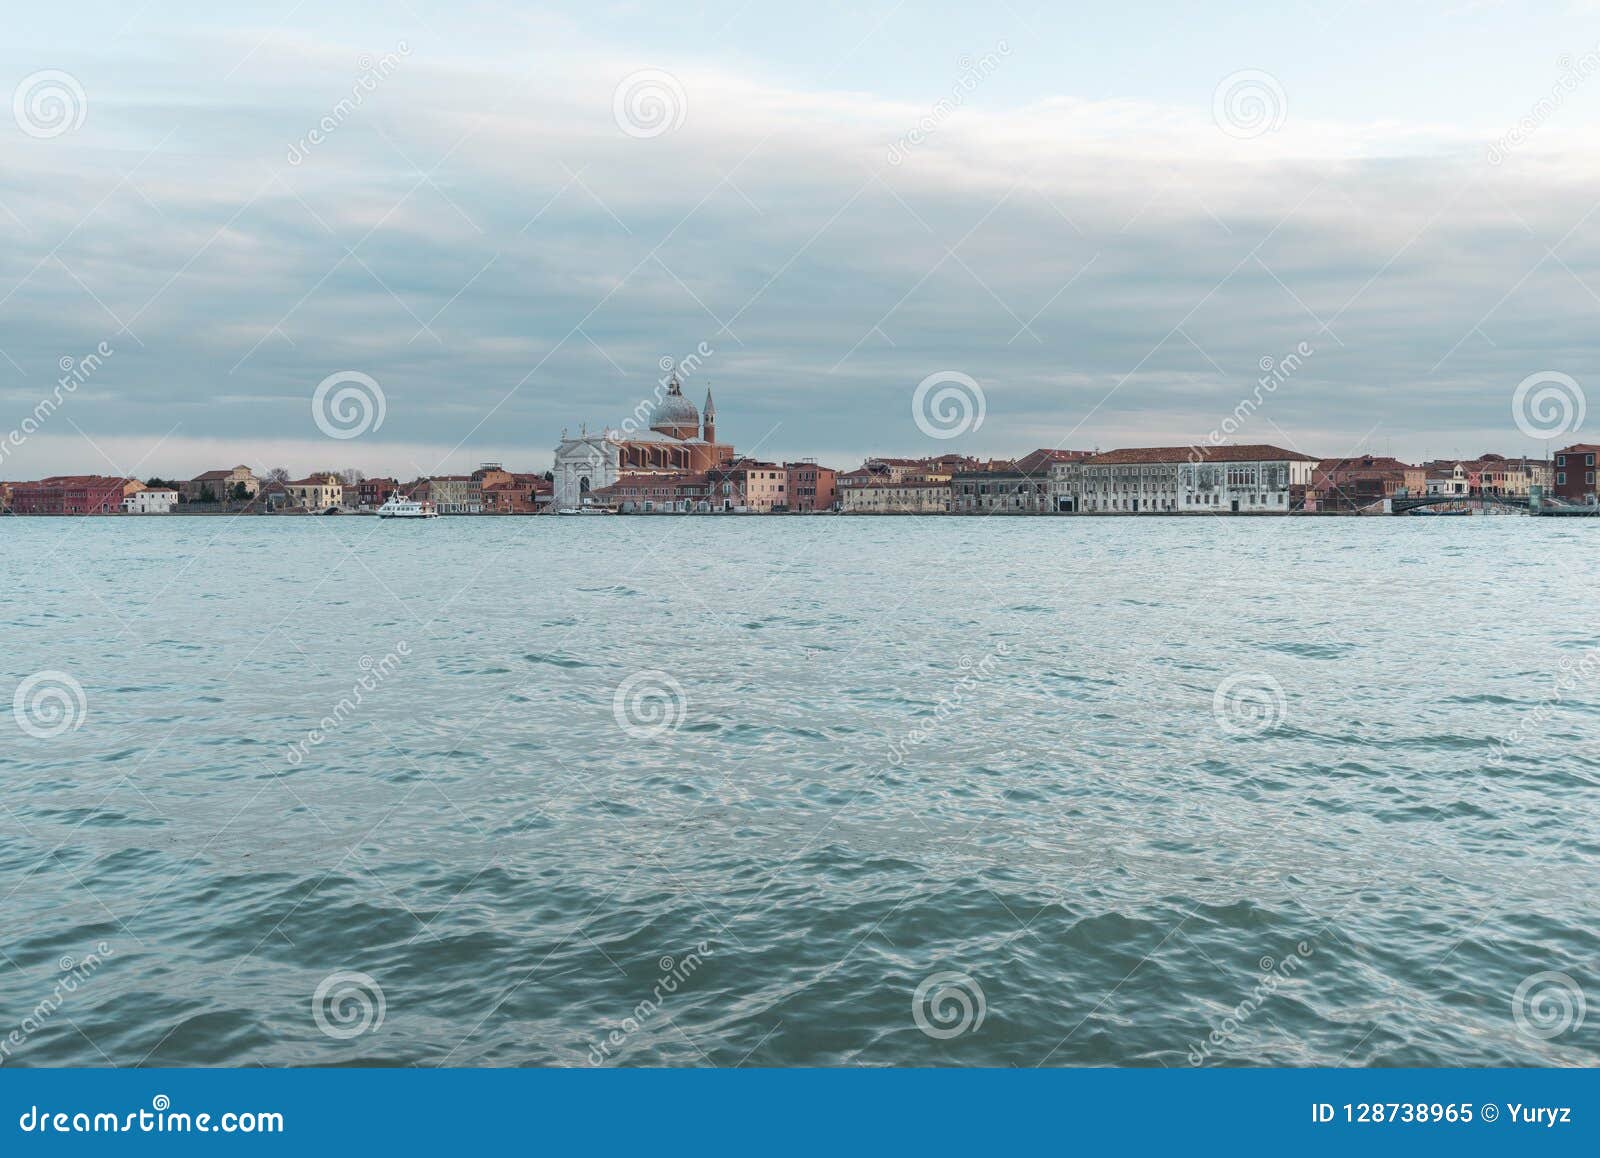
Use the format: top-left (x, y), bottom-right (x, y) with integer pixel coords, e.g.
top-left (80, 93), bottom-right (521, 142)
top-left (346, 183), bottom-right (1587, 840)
top-left (650, 375), bottom-right (700, 438)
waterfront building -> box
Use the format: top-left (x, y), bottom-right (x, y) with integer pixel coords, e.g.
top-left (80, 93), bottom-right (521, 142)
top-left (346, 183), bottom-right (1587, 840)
top-left (284, 474), bottom-right (344, 511)
top-left (257, 480), bottom-right (294, 511)
top-left (1308, 455), bottom-right (1424, 512)
top-left (553, 377), bottom-right (736, 510)
top-left (428, 475), bottom-right (481, 514)
top-left (954, 448), bottom-right (1089, 513)
top-left (1420, 454), bottom-right (1549, 497)
top-left (838, 454), bottom-right (979, 513)
top-left (1064, 445), bottom-right (1317, 513)
top-left (1423, 464), bottom-right (1469, 498)
top-left (0, 482), bottom-right (12, 512)
top-left (1483, 455), bottom-right (1551, 495)
top-left (122, 488), bottom-right (178, 514)
top-left (356, 477), bottom-right (400, 509)
top-left (9, 475), bottom-right (143, 515)
top-left (839, 478), bottom-right (950, 513)
top-left (1552, 444), bottom-right (1600, 505)
top-left (783, 460), bottom-right (837, 512)
top-left (181, 465), bottom-right (259, 504)
top-left (592, 470), bottom-right (713, 513)
top-left (701, 459), bottom-right (787, 512)
top-left (481, 473), bottom-right (552, 513)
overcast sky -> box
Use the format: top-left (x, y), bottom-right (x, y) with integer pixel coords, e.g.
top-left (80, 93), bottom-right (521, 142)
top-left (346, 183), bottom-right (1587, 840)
top-left (3, 2), bottom-right (1600, 477)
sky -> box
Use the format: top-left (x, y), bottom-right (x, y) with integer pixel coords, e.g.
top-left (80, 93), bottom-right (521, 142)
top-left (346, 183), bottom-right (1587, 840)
top-left (3, 1), bottom-right (1600, 477)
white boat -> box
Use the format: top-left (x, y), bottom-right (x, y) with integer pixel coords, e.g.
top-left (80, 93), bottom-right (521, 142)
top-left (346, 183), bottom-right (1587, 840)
top-left (377, 495), bottom-right (439, 519)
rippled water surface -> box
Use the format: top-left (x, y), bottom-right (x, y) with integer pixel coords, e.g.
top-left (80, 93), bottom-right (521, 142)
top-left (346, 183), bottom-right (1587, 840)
top-left (3, 515), bottom-right (1598, 1067)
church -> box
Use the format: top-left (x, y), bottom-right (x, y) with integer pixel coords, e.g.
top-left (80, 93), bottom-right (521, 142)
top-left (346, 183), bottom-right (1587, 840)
top-left (552, 375), bottom-right (736, 510)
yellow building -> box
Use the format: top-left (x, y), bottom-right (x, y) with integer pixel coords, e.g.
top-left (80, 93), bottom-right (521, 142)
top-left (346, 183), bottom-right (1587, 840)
top-left (285, 474), bottom-right (345, 511)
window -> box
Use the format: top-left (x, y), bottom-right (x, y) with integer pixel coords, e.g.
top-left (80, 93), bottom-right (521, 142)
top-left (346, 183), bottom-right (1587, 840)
top-left (1557, 455), bottom-right (1567, 467)
top-left (1587, 455), bottom-right (1595, 467)
top-left (1557, 472), bottom-right (1567, 485)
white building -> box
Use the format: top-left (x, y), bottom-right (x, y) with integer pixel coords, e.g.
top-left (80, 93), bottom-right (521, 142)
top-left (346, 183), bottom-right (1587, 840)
top-left (1426, 464), bottom-right (1469, 496)
top-left (1059, 445), bottom-right (1318, 513)
top-left (839, 479), bottom-right (950, 513)
top-left (122, 488), bottom-right (178, 514)
top-left (552, 430), bottom-right (623, 511)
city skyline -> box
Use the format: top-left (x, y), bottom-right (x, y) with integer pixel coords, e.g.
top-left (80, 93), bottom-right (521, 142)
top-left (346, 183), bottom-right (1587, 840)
top-left (4, 6), bottom-right (1600, 475)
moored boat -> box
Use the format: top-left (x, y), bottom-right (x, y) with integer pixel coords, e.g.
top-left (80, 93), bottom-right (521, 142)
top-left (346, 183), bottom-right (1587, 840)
top-left (377, 495), bottom-right (440, 518)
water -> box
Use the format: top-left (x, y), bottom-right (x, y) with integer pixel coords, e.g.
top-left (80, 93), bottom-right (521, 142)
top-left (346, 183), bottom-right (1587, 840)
top-left (3, 515), bottom-right (1598, 1067)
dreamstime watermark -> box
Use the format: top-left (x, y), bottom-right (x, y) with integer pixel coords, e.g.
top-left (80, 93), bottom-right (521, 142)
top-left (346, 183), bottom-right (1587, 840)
top-left (1511, 970), bottom-right (1586, 1041)
top-left (1187, 941), bottom-right (1313, 1065)
top-left (612, 669), bottom-right (689, 740)
top-left (1511, 370), bottom-right (1584, 441)
top-left (1488, 648), bottom-right (1600, 766)
top-left (0, 341), bottom-right (114, 470)
top-left (311, 970), bottom-right (385, 1039)
top-left (17, 1097), bottom-right (283, 1135)
top-left (887, 642), bottom-right (1010, 766)
top-left (284, 642), bottom-right (410, 766)
top-left (912, 370), bottom-right (986, 440)
top-left (12, 670), bottom-right (87, 739)
top-left (1212, 69), bottom-right (1287, 140)
top-left (13, 69), bottom-right (86, 139)
top-left (607, 342), bottom-right (716, 445)
top-left (912, 971), bottom-right (986, 1039)
top-left (312, 370), bottom-right (386, 440)
top-left (1212, 671), bottom-right (1287, 736)
top-left (0, 943), bottom-right (114, 1065)
top-left (1189, 341), bottom-right (1314, 459)
top-left (286, 44), bottom-right (410, 165)
top-left (613, 69), bottom-right (686, 139)
top-left (1488, 45), bottom-right (1600, 165)
top-left (886, 42), bottom-right (1011, 165)
top-left (587, 942), bottom-right (713, 1064)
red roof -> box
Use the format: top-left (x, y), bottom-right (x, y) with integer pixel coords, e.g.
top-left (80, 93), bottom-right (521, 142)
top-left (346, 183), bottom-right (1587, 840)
top-left (1011, 448), bottom-right (1093, 475)
top-left (1084, 444), bottom-right (1317, 465)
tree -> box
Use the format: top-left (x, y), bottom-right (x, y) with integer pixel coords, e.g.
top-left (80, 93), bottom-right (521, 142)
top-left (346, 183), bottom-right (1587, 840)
top-left (230, 481), bottom-right (251, 502)
top-left (198, 485), bottom-right (216, 503)
top-left (266, 467), bottom-right (290, 484)
top-left (339, 468), bottom-right (365, 485)
top-left (144, 477), bottom-right (179, 489)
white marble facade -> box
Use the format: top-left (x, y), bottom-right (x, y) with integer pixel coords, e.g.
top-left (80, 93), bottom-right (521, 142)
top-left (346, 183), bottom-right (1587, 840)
top-left (552, 432), bottom-right (621, 510)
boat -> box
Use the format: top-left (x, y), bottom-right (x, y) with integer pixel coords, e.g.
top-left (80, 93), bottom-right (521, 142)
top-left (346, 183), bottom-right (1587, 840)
top-left (377, 495), bottom-right (439, 519)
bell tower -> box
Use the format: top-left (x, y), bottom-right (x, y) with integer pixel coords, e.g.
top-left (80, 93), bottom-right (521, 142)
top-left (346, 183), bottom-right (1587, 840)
top-left (702, 387), bottom-right (716, 443)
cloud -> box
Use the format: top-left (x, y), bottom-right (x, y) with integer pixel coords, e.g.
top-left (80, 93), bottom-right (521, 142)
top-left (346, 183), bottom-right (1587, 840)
top-left (2, 30), bottom-right (1598, 478)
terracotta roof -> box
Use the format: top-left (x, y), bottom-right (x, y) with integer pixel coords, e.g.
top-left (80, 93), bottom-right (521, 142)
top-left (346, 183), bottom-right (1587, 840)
top-left (1011, 448), bottom-right (1093, 476)
top-left (1319, 455), bottom-right (1418, 472)
top-left (1084, 444), bottom-right (1317, 465)
top-left (33, 475), bottom-right (135, 487)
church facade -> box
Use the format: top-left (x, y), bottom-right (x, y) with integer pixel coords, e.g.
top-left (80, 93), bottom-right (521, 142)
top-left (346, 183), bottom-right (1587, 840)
top-left (552, 376), bottom-right (734, 510)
